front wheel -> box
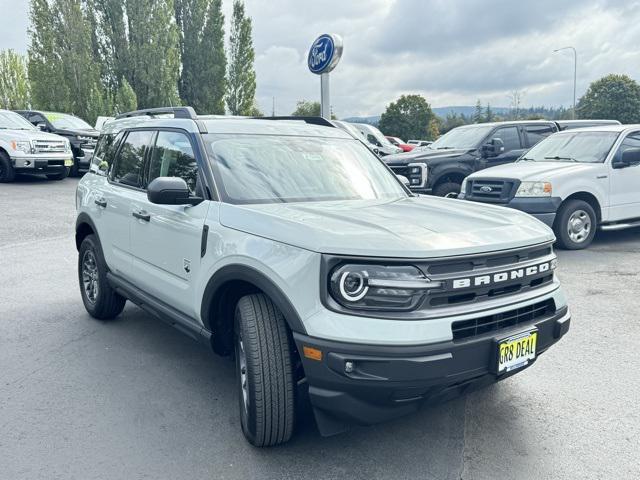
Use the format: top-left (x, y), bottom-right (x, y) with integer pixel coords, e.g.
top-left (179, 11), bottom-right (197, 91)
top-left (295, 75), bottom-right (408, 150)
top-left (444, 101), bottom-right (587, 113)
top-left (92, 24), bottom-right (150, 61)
top-left (553, 199), bottom-right (597, 250)
top-left (46, 167), bottom-right (70, 181)
top-left (0, 151), bottom-right (15, 183)
top-left (234, 293), bottom-right (295, 447)
top-left (433, 181), bottom-right (461, 198)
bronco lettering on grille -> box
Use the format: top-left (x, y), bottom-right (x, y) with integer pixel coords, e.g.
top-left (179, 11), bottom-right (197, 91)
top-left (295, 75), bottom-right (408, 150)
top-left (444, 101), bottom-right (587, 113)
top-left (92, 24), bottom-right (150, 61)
top-left (451, 260), bottom-right (556, 290)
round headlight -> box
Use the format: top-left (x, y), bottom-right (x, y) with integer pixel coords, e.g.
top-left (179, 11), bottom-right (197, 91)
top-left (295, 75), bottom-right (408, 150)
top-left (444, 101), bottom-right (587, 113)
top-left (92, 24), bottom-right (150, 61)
top-left (339, 271), bottom-right (369, 301)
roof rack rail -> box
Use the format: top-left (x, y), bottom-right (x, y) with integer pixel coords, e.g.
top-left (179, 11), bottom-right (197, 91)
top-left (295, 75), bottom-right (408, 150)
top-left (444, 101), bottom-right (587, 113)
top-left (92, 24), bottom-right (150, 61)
top-left (115, 106), bottom-right (198, 120)
top-left (258, 116), bottom-right (336, 128)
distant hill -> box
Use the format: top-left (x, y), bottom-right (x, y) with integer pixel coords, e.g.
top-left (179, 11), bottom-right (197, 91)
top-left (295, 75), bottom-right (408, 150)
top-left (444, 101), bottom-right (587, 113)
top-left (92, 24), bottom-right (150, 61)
top-left (342, 106), bottom-right (511, 125)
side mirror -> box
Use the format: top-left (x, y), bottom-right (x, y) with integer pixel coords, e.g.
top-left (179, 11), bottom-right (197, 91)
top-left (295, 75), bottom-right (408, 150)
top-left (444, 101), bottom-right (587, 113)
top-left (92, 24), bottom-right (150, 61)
top-left (396, 175), bottom-right (410, 188)
top-left (482, 138), bottom-right (505, 157)
top-left (36, 123), bottom-right (47, 131)
top-left (613, 148), bottom-right (640, 169)
top-left (147, 177), bottom-right (203, 206)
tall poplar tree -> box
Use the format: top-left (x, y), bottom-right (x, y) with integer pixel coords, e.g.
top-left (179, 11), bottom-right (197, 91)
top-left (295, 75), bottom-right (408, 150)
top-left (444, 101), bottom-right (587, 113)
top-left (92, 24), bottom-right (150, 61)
top-left (226, 0), bottom-right (256, 115)
top-left (175, 0), bottom-right (226, 113)
top-left (0, 50), bottom-right (31, 109)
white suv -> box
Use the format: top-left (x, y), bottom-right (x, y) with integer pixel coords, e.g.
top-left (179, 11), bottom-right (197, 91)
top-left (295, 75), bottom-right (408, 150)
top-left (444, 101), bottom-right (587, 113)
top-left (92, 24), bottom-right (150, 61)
top-left (75, 107), bottom-right (570, 446)
top-left (460, 125), bottom-right (640, 249)
top-left (0, 109), bottom-right (73, 182)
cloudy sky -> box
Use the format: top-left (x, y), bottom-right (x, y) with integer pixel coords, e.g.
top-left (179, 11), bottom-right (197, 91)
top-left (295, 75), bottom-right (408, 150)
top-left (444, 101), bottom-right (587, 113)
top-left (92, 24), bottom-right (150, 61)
top-left (3, 0), bottom-right (640, 117)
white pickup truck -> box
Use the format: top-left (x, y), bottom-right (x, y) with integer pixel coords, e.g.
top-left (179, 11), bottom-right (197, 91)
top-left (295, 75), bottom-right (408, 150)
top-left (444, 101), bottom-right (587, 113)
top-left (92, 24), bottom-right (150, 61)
top-left (459, 124), bottom-right (640, 249)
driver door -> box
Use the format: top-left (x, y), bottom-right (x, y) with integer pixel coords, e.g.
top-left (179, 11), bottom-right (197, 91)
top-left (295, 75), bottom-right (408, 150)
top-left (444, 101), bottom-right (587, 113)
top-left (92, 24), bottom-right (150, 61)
top-left (608, 130), bottom-right (640, 221)
top-left (484, 126), bottom-right (527, 168)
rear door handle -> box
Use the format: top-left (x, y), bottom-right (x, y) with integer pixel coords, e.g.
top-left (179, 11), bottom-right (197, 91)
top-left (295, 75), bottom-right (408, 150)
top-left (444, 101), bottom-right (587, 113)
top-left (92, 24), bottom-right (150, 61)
top-left (94, 198), bottom-right (107, 208)
top-left (132, 210), bottom-right (151, 222)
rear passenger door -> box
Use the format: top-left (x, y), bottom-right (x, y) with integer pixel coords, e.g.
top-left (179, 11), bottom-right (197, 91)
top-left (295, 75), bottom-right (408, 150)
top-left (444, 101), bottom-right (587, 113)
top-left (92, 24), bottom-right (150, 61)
top-left (485, 126), bottom-right (526, 167)
top-left (128, 129), bottom-right (210, 319)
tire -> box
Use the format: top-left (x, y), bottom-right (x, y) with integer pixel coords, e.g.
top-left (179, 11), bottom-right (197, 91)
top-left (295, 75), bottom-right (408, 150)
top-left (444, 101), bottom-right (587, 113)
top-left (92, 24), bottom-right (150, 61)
top-left (234, 293), bottom-right (295, 447)
top-left (0, 151), bottom-right (15, 183)
top-left (78, 234), bottom-right (126, 319)
top-left (70, 159), bottom-right (80, 177)
top-left (46, 167), bottom-right (70, 181)
top-left (433, 181), bottom-right (461, 198)
top-left (553, 199), bottom-right (597, 250)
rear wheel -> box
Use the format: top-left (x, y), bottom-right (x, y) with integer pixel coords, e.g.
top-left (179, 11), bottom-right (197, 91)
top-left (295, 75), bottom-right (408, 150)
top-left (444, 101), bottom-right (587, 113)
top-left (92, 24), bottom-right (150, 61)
top-left (554, 199), bottom-right (597, 250)
top-left (0, 151), bottom-right (15, 183)
top-left (46, 167), bottom-right (70, 181)
top-left (78, 234), bottom-right (126, 319)
top-left (433, 181), bottom-right (461, 198)
top-left (234, 293), bottom-right (295, 447)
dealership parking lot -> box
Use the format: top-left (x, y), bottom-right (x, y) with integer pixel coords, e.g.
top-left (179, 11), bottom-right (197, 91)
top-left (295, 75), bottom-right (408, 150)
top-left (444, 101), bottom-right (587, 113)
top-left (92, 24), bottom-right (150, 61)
top-left (1, 176), bottom-right (639, 480)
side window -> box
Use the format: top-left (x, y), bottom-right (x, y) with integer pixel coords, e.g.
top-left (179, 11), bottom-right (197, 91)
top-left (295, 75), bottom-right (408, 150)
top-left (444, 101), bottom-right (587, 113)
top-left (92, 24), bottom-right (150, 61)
top-left (146, 131), bottom-right (198, 194)
top-left (111, 130), bottom-right (154, 188)
top-left (493, 127), bottom-right (521, 152)
top-left (524, 124), bottom-right (555, 148)
top-left (91, 133), bottom-right (120, 175)
top-left (31, 114), bottom-right (46, 125)
top-left (616, 132), bottom-right (640, 164)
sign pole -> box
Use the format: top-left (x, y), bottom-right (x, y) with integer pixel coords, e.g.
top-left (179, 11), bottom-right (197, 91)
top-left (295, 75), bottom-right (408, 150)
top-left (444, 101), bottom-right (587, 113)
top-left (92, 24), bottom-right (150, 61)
top-left (320, 73), bottom-right (330, 120)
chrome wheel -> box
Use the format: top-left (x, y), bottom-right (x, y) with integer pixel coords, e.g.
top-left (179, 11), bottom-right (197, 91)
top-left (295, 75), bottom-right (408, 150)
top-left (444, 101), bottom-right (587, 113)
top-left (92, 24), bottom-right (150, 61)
top-left (237, 334), bottom-right (249, 414)
top-left (81, 249), bottom-right (99, 304)
top-left (567, 209), bottom-right (591, 243)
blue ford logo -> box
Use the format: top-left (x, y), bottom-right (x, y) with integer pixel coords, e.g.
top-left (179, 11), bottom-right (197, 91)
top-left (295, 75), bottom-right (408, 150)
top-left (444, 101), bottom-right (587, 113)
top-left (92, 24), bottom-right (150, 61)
top-left (480, 186), bottom-right (493, 193)
top-left (308, 34), bottom-right (343, 75)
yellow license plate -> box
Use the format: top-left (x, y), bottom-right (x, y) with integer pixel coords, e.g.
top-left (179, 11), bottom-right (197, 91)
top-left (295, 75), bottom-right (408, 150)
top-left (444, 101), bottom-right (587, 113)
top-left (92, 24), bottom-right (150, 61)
top-left (498, 331), bottom-right (537, 373)
top-left (64, 159), bottom-right (74, 167)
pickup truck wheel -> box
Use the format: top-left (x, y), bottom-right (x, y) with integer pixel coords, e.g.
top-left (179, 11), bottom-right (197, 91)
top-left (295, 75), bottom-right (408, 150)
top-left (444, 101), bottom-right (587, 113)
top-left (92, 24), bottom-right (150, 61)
top-left (46, 167), bottom-right (70, 181)
top-left (554, 200), bottom-right (597, 250)
top-left (70, 160), bottom-right (80, 177)
top-left (234, 293), bottom-right (295, 447)
top-left (78, 234), bottom-right (126, 319)
top-left (0, 152), bottom-right (15, 182)
top-left (433, 181), bottom-right (461, 198)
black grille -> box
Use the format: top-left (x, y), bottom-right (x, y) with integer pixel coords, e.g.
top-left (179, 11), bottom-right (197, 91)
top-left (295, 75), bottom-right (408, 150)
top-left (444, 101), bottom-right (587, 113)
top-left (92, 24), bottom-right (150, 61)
top-left (452, 299), bottom-right (555, 340)
top-left (466, 178), bottom-right (518, 202)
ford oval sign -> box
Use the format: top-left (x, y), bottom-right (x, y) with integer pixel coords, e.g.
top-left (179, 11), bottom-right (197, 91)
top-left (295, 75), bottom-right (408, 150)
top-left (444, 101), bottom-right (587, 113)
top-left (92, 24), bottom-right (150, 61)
top-left (308, 34), bottom-right (343, 75)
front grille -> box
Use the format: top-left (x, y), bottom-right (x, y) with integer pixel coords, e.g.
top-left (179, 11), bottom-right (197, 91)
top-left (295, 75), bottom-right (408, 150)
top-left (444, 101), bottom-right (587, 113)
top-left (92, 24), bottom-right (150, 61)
top-left (32, 140), bottom-right (67, 153)
top-left (452, 299), bottom-right (555, 340)
top-left (466, 178), bottom-right (518, 202)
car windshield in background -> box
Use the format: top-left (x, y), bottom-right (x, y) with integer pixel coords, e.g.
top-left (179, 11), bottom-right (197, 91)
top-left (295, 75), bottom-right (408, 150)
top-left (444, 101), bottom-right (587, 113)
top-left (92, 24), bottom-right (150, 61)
top-left (45, 112), bottom-right (93, 130)
top-left (521, 131), bottom-right (620, 163)
top-left (429, 125), bottom-right (493, 150)
top-left (206, 135), bottom-right (407, 204)
top-left (0, 111), bottom-right (36, 130)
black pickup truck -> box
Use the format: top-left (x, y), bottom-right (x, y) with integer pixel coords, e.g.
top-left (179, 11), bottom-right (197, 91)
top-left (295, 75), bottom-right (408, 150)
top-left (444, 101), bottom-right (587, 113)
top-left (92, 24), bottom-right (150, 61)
top-left (385, 119), bottom-right (622, 197)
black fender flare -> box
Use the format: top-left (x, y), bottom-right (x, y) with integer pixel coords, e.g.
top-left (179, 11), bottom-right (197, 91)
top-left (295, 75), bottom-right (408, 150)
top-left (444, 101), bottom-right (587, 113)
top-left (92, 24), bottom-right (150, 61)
top-left (200, 264), bottom-right (307, 334)
top-left (75, 212), bottom-right (101, 250)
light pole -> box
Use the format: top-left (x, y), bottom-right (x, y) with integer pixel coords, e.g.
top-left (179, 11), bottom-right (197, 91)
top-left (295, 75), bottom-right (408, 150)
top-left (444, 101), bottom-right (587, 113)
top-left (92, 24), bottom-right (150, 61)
top-left (553, 46), bottom-right (577, 119)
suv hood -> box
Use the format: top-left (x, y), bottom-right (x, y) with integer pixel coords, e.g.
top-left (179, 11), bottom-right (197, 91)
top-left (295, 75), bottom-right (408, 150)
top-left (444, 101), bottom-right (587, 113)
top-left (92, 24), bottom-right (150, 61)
top-left (469, 161), bottom-right (602, 182)
top-left (384, 148), bottom-right (471, 166)
top-left (219, 196), bottom-right (554, 258)
top-left (1, 129), bottom-right (69, 143)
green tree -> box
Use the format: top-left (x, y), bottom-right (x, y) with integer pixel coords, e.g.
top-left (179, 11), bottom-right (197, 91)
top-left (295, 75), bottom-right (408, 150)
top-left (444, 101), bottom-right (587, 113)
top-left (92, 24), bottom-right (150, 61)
top-left (485, 103), bottom-right (494, 122)
top-left (378, 94), bottom-right (437, 141)
top-left (175, 0), bottom-right (226, 114)
top-left (114, 77), bottom-right (138, 114)
top-left (0, 50), bottom-right (31, 109)
top-left (577, 74), bottom-right (640, 123)
top-left (473, 99), bottom-right (484, 123)
top-left (291, 100), bottom-right (320, 116)
top-left (226, 0), bottom-right (256, 115)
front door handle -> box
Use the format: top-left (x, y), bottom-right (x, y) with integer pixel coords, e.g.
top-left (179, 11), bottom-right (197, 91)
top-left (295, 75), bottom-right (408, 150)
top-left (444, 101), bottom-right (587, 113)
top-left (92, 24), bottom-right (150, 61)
top-left (94, 198), bottom-right (107, 208)
top-left (132, 210), bottom-right (151, 222)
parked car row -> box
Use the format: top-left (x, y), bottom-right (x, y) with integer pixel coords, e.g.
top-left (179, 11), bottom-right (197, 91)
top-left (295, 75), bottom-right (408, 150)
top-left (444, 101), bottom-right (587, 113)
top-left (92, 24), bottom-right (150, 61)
top-left (0, 109), bottom-right (98, 183)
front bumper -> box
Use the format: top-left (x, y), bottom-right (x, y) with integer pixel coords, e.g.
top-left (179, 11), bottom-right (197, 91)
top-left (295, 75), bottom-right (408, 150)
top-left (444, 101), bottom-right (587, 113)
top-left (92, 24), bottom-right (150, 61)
top-left (11, 155), bottom-right (73, 173)
top-left (294, 306), bottom-right (570, 436)
top-left (460, 194), bottom-right (562, 227)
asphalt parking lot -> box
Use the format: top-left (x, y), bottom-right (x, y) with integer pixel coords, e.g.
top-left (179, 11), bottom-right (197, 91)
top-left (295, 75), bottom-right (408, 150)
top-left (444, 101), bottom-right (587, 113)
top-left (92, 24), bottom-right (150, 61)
top-left (1, 175), bottom-right (639, 480)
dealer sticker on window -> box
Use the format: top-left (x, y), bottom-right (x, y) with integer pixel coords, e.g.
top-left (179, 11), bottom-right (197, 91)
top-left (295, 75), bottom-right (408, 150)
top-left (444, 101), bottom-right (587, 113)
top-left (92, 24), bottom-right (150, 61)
top-left (497, 330), bottom-right (537, 373)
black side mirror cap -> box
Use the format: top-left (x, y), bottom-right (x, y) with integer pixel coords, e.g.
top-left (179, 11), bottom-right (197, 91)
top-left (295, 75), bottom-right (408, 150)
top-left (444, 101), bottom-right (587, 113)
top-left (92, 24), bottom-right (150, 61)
top-left (613, 148), bottom-right (640, 169)
top-left (147, 177), bottom-right (203, 205)
top-left (482, 138), bottom-right (505, 157)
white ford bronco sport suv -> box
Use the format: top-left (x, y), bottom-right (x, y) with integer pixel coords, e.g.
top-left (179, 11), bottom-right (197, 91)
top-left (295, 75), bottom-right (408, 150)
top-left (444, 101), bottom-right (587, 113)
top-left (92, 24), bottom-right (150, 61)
top-left (460, 125), bottom-right (640, 249)
top-left (0, 109), bottom-right (73, 182)
top-left (75, 107), bottom-right (571, 446)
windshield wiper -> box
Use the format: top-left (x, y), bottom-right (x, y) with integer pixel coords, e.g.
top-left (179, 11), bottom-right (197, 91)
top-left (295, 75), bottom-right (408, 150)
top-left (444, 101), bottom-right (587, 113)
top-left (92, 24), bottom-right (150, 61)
top-left (519, 157), bottom-right (536, 162)
top-left (436, 146), bottom-right (455, 150)
top-left (544, 156), bottom-right (578, 162)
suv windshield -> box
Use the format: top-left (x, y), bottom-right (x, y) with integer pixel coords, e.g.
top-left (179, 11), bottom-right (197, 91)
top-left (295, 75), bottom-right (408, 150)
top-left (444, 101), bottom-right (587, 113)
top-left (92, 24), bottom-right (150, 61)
top-left (0, 111), bottom-right (36, 130)
top-left (205, 135), bottom-right (407, 204)
top-left (520, 131), bottom-right (619, 163)
top-left (44, 112), bottom-right (93, 130)
top-left (429, 125), bottom-right (494, 150)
